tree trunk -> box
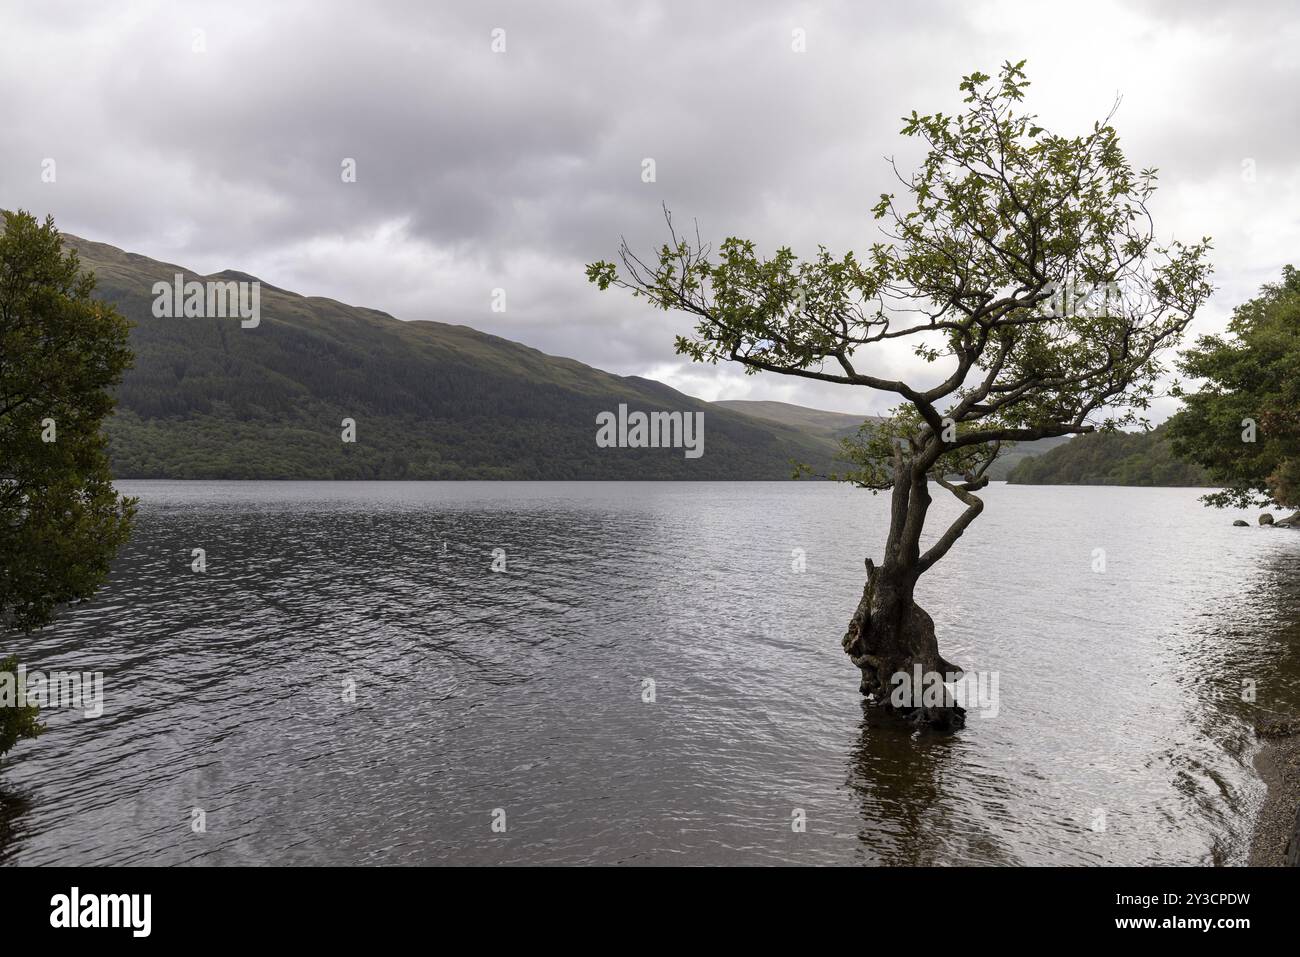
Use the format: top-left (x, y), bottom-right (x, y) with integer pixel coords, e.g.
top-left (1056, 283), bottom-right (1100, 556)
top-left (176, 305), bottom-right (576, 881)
top-left (841, 459), bottom-right (966, 731)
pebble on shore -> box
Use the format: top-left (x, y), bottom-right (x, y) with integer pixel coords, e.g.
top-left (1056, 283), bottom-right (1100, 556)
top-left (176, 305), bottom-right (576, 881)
top-left (1249, 718), bottom-right (1300, 866)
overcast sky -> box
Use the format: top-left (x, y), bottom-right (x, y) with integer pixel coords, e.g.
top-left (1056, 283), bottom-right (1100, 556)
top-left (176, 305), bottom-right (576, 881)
top-left (2, 0), bottom-right (1297, 418)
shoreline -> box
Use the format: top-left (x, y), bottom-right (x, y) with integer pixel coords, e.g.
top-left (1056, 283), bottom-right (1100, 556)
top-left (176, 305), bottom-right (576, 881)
top-left (1248, 720), bottom-right (1300, 866)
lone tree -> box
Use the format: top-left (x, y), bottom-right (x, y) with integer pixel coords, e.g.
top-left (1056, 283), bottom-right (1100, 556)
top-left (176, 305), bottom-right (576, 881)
top-left (588, 63), bottom-right (1213, 728)
top-left (1, 210), bottom-right (135, 760)
top-left (1168, 266), bottom-right (1300, 512)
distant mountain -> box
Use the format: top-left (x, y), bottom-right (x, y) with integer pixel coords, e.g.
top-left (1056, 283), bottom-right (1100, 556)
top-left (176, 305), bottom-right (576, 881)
top-left (711, 400), bottom-right (875, 439)
top-left (715, 399), bottom-right (1071, 480)
top-left (65, 235), bottom-right (847, 480)
top-left (1006, 423), bottom-right (1210, 487)
top-left (982, 434), bottom-right (1074, 479)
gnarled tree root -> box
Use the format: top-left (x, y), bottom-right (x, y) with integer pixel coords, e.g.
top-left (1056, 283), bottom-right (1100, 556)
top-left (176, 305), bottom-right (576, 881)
top-left (842, 558), bottom-right (966, 732)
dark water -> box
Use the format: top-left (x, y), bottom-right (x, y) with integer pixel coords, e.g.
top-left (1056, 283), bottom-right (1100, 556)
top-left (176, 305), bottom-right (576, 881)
top-left (3, 481), bottom-right (1300, 866)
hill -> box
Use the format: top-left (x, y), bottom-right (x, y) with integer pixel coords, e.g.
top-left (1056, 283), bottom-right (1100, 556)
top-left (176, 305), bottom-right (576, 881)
top-left (714, 400), bottom-right (1071, 479)
top-left (64, 235), bottom-right (846, 480)
top-left (1005, 424), bottom-right (1210, 487)
top-left (981, 434), bottom-right (1074, 480)
top-left (711, 400), bottom-right (874, 439)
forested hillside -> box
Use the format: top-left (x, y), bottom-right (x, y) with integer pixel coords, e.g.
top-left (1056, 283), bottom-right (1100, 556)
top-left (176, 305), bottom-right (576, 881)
top-left (66, 236), bottom-right (846, 480)
top-left (1006, 424), bottom-right (1210, 487)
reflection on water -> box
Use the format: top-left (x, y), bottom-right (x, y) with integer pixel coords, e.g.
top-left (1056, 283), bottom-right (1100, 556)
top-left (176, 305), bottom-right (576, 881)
top-left (2, 481), bottom-right (1298, 865)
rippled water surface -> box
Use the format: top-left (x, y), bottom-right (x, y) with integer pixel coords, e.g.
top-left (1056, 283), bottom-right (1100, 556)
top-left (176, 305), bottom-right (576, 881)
top-left (4, 481), bottom-right (1300, 865)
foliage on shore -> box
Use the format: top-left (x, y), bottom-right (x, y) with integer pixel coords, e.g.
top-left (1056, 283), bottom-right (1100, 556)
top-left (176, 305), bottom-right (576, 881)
top-left (1169, 266), bottom-right (1300, 508)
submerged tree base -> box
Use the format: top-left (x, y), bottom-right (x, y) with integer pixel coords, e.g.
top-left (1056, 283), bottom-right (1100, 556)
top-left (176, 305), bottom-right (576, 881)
top-left (842, 559), bottom-right (967, 732)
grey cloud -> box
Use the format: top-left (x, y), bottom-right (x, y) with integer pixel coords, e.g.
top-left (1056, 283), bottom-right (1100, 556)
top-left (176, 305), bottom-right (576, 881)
top-left (0, 0), bottom-right (1296, 417)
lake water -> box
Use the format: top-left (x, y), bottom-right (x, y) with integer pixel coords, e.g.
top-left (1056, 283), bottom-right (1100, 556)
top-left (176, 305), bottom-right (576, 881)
top-left (3, 481), bottom-right (1299, 866)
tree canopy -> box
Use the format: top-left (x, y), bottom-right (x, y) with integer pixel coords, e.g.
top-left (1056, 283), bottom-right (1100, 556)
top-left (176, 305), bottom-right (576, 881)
top-left (1, 210), bottom-right (136, 634)
top-left (1169, 266), bottom-right (1300, 509)
top-left (589, 60), bottom-right (1213, 543)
